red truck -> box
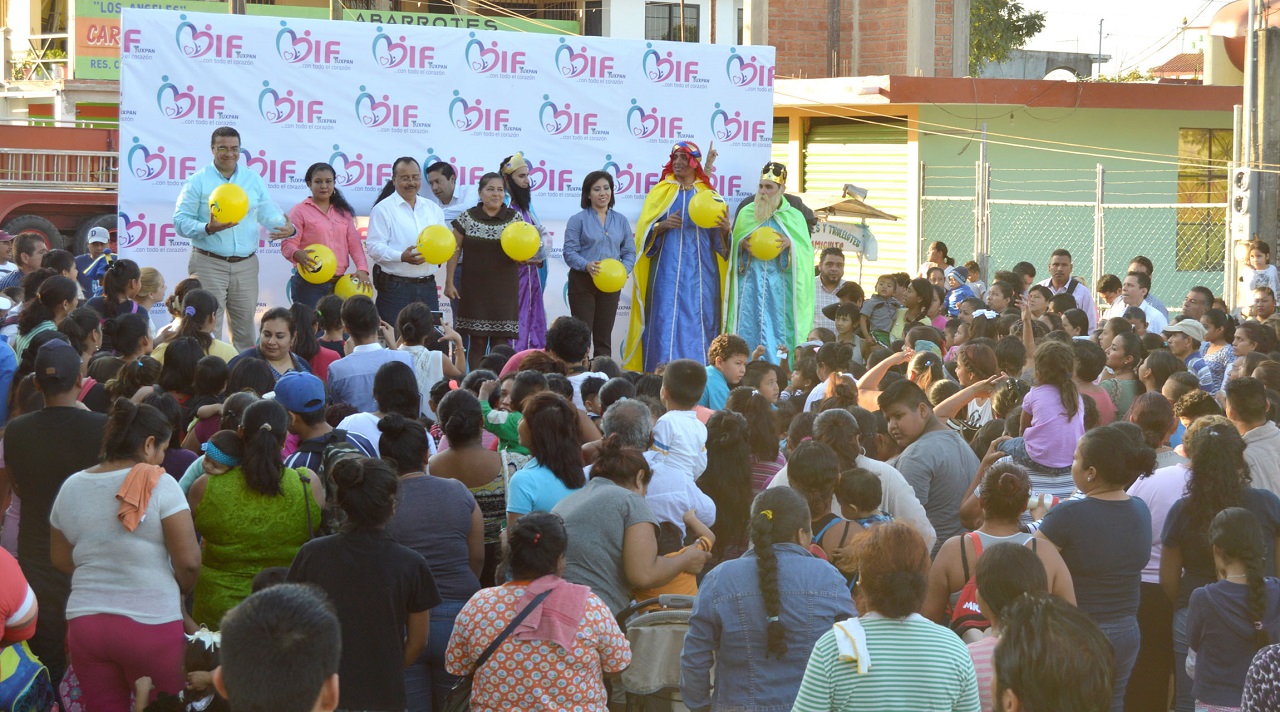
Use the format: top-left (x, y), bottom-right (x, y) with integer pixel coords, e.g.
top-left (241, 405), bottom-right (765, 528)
top-left (0, 124), bottom-right (117, 253)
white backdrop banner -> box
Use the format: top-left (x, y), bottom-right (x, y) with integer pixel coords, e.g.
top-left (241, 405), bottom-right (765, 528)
top-left (118, 9), bottom-right (776, 349)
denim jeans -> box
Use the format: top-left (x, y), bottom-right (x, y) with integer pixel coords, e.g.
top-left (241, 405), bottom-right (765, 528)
top-left (376, 273), bottom-right (438, 329)
top-left (1096, 615), bottom-right (1141, 712)
top-left (1174, 605), bottom-right (1193, 712)
top-left (290, 273), bottom-right (336, 309)
top-left (403, 598), bottom-right (466, 712)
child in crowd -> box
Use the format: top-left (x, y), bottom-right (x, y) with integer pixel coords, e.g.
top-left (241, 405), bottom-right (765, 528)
top-left (698, 334), bottom-right (749, 411)
top-left (1240, 239), bottom-right (1280, 303)
top-left (631, 513), bottom-right (715, 605)
top-left (807, 327), bottom-right (836, 343)
top-left (133, 629), bottom-right (227, 712)
top-left (478, 371), bottom-right (544, 459)
top-left (862, 274), bottom-right (901, 347)
top-left (837, 468), bottom-right (893, 528)
top-left (598, 377), bottom-right (636, 414)
top-left (200, 430), bottom-right (243, 478)
top-left (743, 360), bottom-right (781, 404)
top-left (1187, 507), bottom-right (1280, 710)
top-left (1025, 285), bottom-right (1052, 321)
top-left (835, 281), bottom-right (864, 308)
top-left (943, 318), bottom-right (965, 361)
top-left (1062, 309), bottom-right (1090, 339)
top-left (944, 265), bottom-right (975, 317)
top-left (1098, 316), bottom-right (1132, 353)
top-left (654, 359), bottom-right (709, 478)
top-left (1048, 293), bottom-right (1076, 316)
top-left (580, 376), bottom-right (606, 419)
top-left (963, 260), bottom-right (987, 300)
top-left (782, 351), bottom-right (819, 402)
top-left (1096, 274), bottom-right (1122, 308)
top-left (1006, 340), bottom-right (1085, 473)
top-left (822, 302), bottom-right (864, 363)
top-left (314, 294), bottom-right (346, 355)
top-left (1124, 306), bottom-right (1148, 337)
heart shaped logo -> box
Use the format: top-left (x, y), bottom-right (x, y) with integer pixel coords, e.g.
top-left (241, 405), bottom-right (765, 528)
top-left (328, 145), bottom-right (364, 187)
top-left (373, 32), bottom-right (407, 68)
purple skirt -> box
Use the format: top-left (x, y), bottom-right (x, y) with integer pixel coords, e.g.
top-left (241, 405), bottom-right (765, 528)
top-left (516, 263), bottom-right (546, 350)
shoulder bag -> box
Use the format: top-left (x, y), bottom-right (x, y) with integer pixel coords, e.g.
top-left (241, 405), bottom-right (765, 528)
top-left (441, 589), bottom-right (553, 712)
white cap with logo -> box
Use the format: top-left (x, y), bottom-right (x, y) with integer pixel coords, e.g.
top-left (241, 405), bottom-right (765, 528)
top-left (87, 227), bottom-right (110, 244)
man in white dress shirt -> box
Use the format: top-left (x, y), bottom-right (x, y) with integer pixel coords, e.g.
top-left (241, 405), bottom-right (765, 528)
top-left (1102, 270), bottom-right (1168, 334)
top-left (365, 157), bottom-right (448, 326)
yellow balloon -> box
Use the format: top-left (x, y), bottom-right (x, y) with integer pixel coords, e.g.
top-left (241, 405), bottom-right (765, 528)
top-left (208, 183), bottom-right (249, 223)
top-left (417, 225), bottom-right (456, 265)
top-left (592, 258), bottom-right (627, 293)
top-left (748, 226), bottom-right (783, 261)
top-left (334, 274), bottom-right (373, 300)
top-left (298, 244), bottom-right (337, 284)
top-left (688, 190), bottom-right (727, 229)
top-left (501, 221), bottom-right (540, 262)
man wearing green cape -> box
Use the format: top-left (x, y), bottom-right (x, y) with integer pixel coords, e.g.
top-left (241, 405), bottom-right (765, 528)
top-left (723, 162), bottom-right (815, 364)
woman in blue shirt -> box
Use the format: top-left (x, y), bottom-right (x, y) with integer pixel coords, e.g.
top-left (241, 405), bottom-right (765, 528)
top-left (505, 392), bottom-right (585, 529)
top-left (562, 171), bottom-right (635, 360)
top-left (681, 487), bottom-right (854, 711)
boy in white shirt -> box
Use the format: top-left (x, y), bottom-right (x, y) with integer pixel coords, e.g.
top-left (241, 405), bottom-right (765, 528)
top-left (651, 359), bottom-right (708, 479)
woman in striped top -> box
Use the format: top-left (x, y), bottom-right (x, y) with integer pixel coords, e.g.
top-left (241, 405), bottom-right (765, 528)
top-left (792, 522), bottom-right (981, 712)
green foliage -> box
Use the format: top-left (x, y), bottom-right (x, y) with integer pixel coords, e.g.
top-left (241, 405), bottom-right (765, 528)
top-left (970, 0), bottom-right (1047, 75)
top-left (1093, 69), bottom-right (1156, 83)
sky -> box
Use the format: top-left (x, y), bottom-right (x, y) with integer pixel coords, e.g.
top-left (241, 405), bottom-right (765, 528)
top-left (1020, 0), bottom-right (1236, 75)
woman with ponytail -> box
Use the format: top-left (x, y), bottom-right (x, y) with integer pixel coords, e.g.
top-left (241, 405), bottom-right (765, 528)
top-left (187, 398), bottom-right (323, 628)
top-left (86, 257), bottom-right (141, 324)
top-left (681, 487), bottom-right (854, 712)
top-left (446, 512), bottom-right (630, 711)
top-left (49, 399), bottom-right (200, 705)
top-left (381, 414), bottom-right (481, 712)
top-left (725, 386), bottom-right (785, 490)
top-left (805, 341), bottom-right (855, 412)
top-left (288, 456), bottom-right (438, 712)
top-left (552, 433), bottom-right (710, 615)
top-left (152, 289), bottom-right (237, 364)
top-left (1161, 422), bottom-right (1280, 712)
top-left (792, 522), bottom-right (980, 711)
top-left (154, 276), bottom-right (201, 343)
top-left (14, 274), bottom-right (77, 359)
top-left (1188, 507), bottom-right (1280, 710)
top-left (428, 388), bottom-right (507, 586)
top-left (1038, 423), bottom-right (1159, 710)
top-left (697, 410), bottom-right (754, 562)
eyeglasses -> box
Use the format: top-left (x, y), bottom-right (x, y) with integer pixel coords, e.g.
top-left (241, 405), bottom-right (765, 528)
top-left (395, 175), bottom-right (421, 184)
top-left (214, 146), bottom-right (241, 155)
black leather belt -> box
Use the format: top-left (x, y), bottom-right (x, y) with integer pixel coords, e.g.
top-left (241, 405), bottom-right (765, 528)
top-left (384, 272), bottom-right (436, 285)
top-left (195, 247), bottom-right (252, 264)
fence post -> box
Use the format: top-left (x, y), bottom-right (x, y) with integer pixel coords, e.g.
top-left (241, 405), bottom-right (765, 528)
top-left (919, 160), bottom-right (927, 263)
top-left (974, 159), bottom-right (989, 278)
top-left (1093, 163), bottom-right (1104, 304)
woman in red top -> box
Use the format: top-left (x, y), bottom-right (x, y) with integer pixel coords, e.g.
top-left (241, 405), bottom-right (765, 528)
top-left (283, 162), bottom-right (371, 308)
top-left (289, 303), bottom-right (341, 382)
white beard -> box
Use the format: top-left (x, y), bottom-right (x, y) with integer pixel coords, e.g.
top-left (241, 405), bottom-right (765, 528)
top-left (755, 191), bottom-right (783, 223)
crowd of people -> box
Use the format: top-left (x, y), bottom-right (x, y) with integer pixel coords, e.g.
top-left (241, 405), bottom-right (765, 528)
top-left (1, 127), bottom-right (1280, 712)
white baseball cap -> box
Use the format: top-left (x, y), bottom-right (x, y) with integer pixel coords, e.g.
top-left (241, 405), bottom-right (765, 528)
top-left (87, 227), bottom-right (110, 244)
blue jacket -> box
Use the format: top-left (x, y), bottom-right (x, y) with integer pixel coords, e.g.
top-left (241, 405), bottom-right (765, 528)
top-left (945, 284), bottom-right (976, 317)
top-left (680, 543), bottom-right (855, 711)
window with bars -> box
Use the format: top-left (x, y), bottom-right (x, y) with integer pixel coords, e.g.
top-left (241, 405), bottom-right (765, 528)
top-left (1176, 128), bottom-right (1231, 272)
top-left (645, 2), bottom-right (699, 42)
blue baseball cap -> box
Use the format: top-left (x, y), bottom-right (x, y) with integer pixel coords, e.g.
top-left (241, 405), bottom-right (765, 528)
top-left (269, 371), bottom-right (326, 414)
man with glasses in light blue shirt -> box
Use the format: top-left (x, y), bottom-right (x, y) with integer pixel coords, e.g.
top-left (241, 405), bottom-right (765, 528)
top-left (173, 126), bottom-right (296, 350)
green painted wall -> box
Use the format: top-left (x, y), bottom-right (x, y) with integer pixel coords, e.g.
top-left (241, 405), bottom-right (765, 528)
top-left (917, 105), bottom-right (1234, 308)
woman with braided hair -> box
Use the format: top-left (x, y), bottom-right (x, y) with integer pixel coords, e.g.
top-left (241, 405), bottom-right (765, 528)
top-left (1162, 422), bottom-right (1280, 712)
top-left (1188, 507), bottom-right (1280, 710)
top-left (680, 487), bottom-right (854, 712)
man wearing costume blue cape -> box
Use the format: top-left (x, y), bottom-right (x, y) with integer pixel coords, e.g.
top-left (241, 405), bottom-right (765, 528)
top-left (723, 162), bottom-right (814, 364)
top-left (623, 142), bottom-right (730, 372)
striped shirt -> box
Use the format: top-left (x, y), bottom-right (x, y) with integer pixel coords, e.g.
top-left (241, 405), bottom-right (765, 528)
top-left (967, 636), bottom-right (998, 712)
top-left (792, 614), bottom-right (981, 712)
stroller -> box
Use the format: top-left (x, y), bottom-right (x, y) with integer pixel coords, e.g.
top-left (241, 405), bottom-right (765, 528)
top-left (616, 594), bottom-right (697, 712)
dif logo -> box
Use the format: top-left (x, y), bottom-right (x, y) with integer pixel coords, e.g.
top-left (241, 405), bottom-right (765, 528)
top-left (642, 43), bottom-right (702, 85)
top-left (117, 212), bottom-right (176, 250)
top-left (602, 154), bottom-right (661, 196)
top-left (329, 144), bottom-right (394, 188)
top-left (126, 137), bottom-right (196, 183)
top-left (448, 91), bottom-right (515, 134)
top-left (539, 94), bottom-right (607, 140)
top-left (275, 21), bottom-right (349, 67)
top-left (625, 99), bottom-right (690, 141)
top-left (423, 148), bottom-right (486, 186)
top-left (464, 32), bottom-right (534, 77)
top-left (725, 48), bottom-right (774, 88)
top-left (241, 145), bottom-right (297, 187)
top-left (156, 75), bottom-right (235, 122)
top-left (372, 26), bottom-right (442, 73)
top-left (174, 14), bottom-right (253, 61)
top-left (554, 37), bottom-right (623, 81)
top-left (259, 81), bottom-right (327, 125)
top-left (355, 85), bottom-right (427, 130)
top-left (122, 29), bottom-right (145, 54)
top-left (526, 158), bottom-right (575, 195)
top-left (710, 102), bottom-right (768, 144)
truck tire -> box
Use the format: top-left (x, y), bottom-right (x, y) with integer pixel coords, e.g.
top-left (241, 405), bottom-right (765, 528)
top-left (1, 215), bottom-right (64, 250)
top-left (73, 213), bottom-right (117, 256)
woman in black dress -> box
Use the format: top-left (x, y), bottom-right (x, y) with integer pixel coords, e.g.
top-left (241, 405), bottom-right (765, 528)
top-left (445, 172), bottom-right (524, 369)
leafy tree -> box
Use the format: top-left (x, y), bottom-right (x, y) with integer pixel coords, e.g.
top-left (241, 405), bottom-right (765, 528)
top-left (970, 0), bottom-right (1047, 75)
top-left (1094, 69), bottom-right (1156, 83)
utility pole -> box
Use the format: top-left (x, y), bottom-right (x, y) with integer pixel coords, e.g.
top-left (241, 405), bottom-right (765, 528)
top-left (1096, 19), bottom-right (1104, 78)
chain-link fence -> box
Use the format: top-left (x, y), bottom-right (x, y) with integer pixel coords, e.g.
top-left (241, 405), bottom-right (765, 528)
top-left (919, 162), bottom-right (1231, 312)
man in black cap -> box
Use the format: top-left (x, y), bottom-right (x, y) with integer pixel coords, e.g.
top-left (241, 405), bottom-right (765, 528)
top-left (5, 338), bottom-right (106, 684)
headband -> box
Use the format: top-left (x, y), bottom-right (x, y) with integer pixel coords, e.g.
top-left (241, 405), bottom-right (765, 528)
top-left (186, 627), bottom-right (221, 650)
top-left (761, 162), bottom-right (787, 185)
top-left (501, 152), bottom-right (528, 175)
top-left (671, 141), bottom-right (702, 160)
top-left (972, 309), bottom-right (998, 320)
top-left (203, 440), bottom-right (241, 467)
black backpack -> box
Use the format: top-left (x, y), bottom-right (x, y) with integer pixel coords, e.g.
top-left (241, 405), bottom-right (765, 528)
top-left (296, 429), bottom-right (364, 534)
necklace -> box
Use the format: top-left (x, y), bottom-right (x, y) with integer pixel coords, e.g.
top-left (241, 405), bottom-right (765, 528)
top-left (1225, 573), bottom-right (1248, 580)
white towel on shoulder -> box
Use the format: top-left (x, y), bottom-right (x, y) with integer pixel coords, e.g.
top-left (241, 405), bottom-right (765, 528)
top-left (833, 618), bottom-right (871, 674)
